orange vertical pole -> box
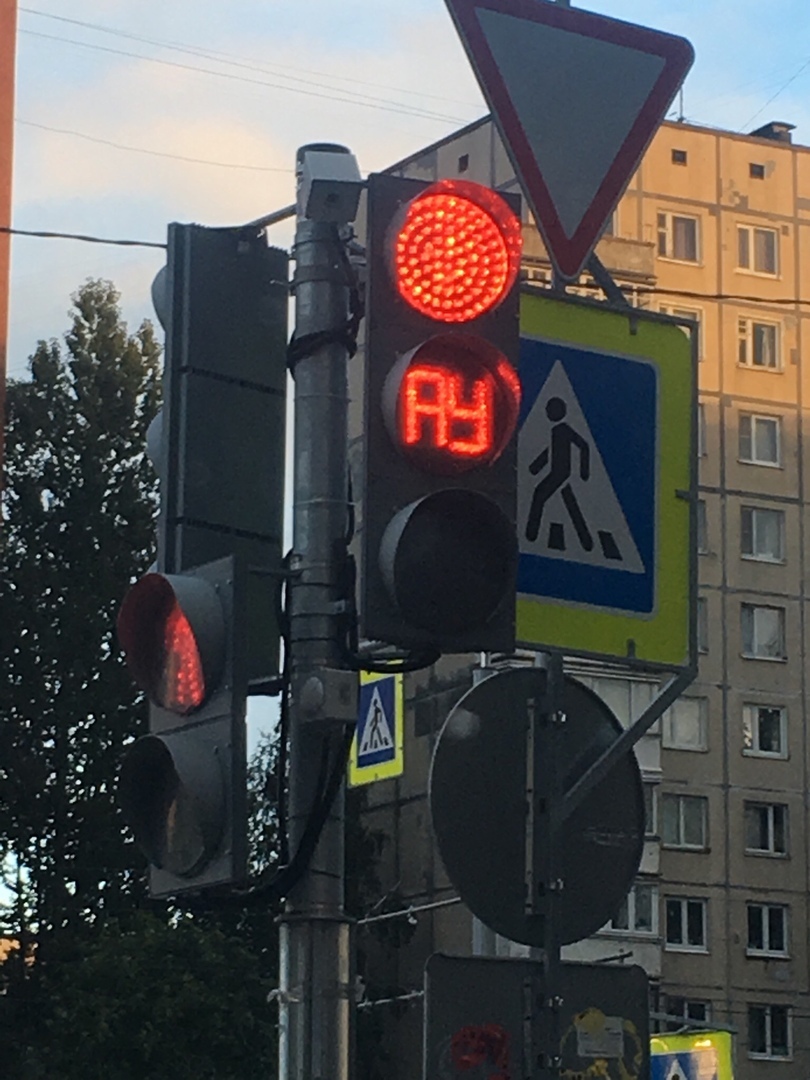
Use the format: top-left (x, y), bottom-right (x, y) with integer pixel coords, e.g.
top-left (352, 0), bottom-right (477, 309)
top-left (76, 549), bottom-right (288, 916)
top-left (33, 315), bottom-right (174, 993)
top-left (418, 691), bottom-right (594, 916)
top-left (0, 0), bottom-right (16, 490)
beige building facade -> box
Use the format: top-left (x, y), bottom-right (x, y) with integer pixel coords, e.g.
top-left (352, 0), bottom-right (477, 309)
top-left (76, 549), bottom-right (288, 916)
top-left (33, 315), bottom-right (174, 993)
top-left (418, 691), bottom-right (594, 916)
top-left (355, 116), bottom-right (810, 1079)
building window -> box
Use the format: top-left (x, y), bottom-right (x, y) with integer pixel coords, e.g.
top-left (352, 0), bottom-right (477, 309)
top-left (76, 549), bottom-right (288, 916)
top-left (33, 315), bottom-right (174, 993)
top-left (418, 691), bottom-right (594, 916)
top-left (661, 793), bottom-right (707, 849)
top-left (657, 212), bottom-right (699, 262)
top-left (745, 802), bottom-right (787, 856)
top-left (457, 153), bottom-right (469, 173)
top-left (643, 782), bottom-right (658, 837)
top-left (738, 318), bottom-right (779, 369)
top-left (662, 697), bottom-right (708, 751)
top-left (661, 304), bottom-right (701, 358)
top-left (665, 896), bottom-right (707, 951)
top-left (749, 1004), bottom-right (791, 1060)
top-left (697, 597), bottom-right (708, 654)
top-left (741, 603), bottom-right (786, 660)
top-left (738, 225), bottom-right (778, 275)
top-left (608, 881), bottom-right (658, 934)
top-left (697, 500), bottom-right (708, 553)
top-left (739, 413), bottom-right (780, 466)
top-left (601, 211), bottom-right (616, 238)
top-left (672, 148), bottom-right (688, 165)
top-left (663, 997), bottom-right (711, 1032)
top-left (749, 162), bottom-right (765, 180)
top-left (747, 903), bottom-right (788, 956)
top-left (743, 704), bottom-right (787, 758)
top-left (741, 506), bottom-right (785, 562)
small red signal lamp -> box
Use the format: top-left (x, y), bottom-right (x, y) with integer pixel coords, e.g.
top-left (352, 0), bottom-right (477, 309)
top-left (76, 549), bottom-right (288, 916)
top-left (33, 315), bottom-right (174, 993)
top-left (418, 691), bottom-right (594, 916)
top-left (117, 573), bottom-right (225, 715)
top-left (390, 179), bottom-right (522, 323)
top-left (383, 333), bottom-right (520, 474)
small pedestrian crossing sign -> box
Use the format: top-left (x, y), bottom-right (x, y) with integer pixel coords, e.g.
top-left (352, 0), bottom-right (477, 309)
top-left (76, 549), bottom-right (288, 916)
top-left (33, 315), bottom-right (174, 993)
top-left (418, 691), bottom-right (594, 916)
top-left (349, 672), bottom-right (404, 787)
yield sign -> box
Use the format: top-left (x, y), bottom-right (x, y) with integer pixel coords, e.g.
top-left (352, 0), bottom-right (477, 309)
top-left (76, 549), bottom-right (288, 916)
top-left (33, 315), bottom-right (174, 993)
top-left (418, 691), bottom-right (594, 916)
top-left (444, 0), bottom-right (694, 279)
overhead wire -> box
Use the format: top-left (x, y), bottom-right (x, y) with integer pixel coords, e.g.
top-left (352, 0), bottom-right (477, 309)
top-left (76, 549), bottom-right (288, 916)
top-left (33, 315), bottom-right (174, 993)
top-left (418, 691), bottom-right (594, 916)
top-left (16, 119), bottom-right (294, 174)
top-left (19, 5), bottom-right (479, 111)
top-left (18, 28), bottom-right (470, 126)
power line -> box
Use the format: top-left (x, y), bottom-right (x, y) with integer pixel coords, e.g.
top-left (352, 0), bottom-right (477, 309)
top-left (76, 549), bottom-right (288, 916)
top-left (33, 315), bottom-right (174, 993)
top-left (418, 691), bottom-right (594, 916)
top-left (740, 56), bottom-right (810, 133)
top-left (19, 5), bottom-right (478, 111)
top-left (0, 225), bottom-right (165, 250)
top-left (18, 28), bottom-right (469, 127)
top-left (16, 118), bottom-right (293, 173)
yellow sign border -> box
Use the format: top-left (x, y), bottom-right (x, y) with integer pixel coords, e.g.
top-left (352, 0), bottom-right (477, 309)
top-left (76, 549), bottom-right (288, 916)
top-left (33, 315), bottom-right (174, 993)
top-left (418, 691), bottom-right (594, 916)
top-left (651, 1030), bottom-right (734, 1079)
top-left (516, 290), bottom-right (694, 669)
top-left (348, 671), bottom-right (404, 787)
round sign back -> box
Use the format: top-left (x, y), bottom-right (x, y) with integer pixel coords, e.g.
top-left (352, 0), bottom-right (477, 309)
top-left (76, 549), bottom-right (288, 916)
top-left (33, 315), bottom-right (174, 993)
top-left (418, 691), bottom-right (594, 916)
top-left (429, 667), bottom-right (644, 946)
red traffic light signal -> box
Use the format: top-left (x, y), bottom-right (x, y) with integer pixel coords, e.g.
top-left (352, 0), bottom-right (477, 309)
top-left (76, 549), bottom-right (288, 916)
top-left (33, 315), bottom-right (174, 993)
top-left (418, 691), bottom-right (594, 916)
top-left (118, 556), bottom-right (247, 896)
top-left (383, 333), bottom-right (520, 474)
top-left (390, 179), bottom-right (522, 323)
top-left (117, 572), bottom-right (225, 715)
top-left (361, 173), bottom-right (522, 654)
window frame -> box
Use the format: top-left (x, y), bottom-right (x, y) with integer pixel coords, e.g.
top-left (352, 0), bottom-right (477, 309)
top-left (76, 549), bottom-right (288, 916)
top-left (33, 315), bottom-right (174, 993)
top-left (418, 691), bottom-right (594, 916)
top-left (696, 596), bottom-right (709, 654)
top-left (661, 792), bottom-right (708, 850)
top-left (657, 211), bottom-right (700, 263)
top-left (747, 902), bottom-right (789, 958)
top-left (697, 499), bottom-right (708, 554)
top-left (738, 317), bottom-right (780, 370)
top-left (740, 505), bottom-right (785, 563)
top-left (662, 697), bottom-right (709, 752)
top-left (743, 703), bottom-right (788, 759)
top-left (744, 801), bottom-right (788, 857)
top-left (738, 412), bottom-right (781, 467)
top-left (663, 997), bottom-right (712, 1032)
top-left (665, 895), bottom-right (708, 953)
top-left (748, 1004), bottom-right (792, 1061)
top-left (741, 603), bottom-right (786, 661)
top-left (606, 880), bottom-right (659, 936)
top-left (737, 223), bottom-right (779, 276)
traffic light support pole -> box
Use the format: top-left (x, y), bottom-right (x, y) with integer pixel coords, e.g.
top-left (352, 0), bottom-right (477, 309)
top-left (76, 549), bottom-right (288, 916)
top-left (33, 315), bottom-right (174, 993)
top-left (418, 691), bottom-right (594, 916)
top-left (278, 207), bottom-right (355, 1080)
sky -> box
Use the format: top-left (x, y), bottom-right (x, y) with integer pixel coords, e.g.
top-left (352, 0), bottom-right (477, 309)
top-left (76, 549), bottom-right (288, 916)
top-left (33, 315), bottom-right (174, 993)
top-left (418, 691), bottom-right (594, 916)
top-left (7, 0), bottom-right (810, 379)
top-left (6, 0), bottom-right (810, 745)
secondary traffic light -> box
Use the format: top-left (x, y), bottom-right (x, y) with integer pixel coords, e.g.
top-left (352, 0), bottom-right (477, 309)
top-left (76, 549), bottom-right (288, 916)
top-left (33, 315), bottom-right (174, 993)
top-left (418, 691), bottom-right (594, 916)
top-left (118, 556), bottom-right (247, 895)
top-left (119, 222), bottom-right (288, 896)
top-left (361, 174), bottom-right (522, 653)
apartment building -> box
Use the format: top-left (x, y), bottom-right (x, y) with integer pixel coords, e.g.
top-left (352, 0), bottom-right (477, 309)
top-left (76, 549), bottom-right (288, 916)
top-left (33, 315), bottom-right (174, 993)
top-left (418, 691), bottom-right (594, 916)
top-left (353, 115), bottom-right (810, 1079)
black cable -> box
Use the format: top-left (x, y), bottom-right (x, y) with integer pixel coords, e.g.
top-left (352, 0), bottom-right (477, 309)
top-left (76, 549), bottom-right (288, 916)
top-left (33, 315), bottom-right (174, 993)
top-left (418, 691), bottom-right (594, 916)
top-left (274, 551), bottom-right (293, 868)
top-left (0, 225), bottom-right (165, 249)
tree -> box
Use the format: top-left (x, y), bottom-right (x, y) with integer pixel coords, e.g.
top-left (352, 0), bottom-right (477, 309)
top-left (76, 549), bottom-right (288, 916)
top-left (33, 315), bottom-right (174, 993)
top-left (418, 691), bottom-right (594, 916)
top-left (0, 279), bottom-right (161, 938)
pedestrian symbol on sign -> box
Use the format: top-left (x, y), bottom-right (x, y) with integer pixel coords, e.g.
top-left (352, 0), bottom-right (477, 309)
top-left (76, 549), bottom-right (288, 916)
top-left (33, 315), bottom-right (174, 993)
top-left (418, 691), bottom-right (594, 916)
top-left (518, 360), bottom-right (645, 576)
top-left (358, 686), bottom-right (395, 757)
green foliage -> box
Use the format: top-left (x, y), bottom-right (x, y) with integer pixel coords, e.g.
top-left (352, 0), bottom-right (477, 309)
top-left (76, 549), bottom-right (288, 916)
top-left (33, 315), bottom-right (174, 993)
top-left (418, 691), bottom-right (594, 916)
top-left (0, 279), bottom-right (162, 934)
top-left (18, 911), bottom-right (276, 1079)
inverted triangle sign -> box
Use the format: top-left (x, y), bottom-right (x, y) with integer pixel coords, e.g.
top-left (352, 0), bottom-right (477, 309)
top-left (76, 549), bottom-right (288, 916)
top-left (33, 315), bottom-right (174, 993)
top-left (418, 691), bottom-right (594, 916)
top-left (444, 0), bottom-right (694, 279)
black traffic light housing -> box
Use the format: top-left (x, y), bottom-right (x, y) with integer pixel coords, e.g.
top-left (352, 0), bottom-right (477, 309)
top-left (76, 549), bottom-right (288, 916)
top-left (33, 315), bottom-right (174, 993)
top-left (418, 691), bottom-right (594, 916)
top-left (158, 223), bottom-right (288, 686)
top-left (119, 223), bottom-right (288, 896)
top-left (119, 556), bottom-right (247, 897)
top-left (361, 173), bottom-right (521, 654)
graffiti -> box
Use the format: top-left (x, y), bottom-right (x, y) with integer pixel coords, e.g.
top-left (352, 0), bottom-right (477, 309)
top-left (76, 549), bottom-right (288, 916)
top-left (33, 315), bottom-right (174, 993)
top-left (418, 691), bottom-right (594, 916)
top-left (559, 1009), bottom-right (644, 1080)
top-left (448, 1023), bottom-right (511, 1080)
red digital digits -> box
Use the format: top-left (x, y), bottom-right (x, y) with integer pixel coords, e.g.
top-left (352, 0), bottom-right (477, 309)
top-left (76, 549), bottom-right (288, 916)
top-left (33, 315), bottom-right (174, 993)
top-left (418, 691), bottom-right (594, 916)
top-left (401, 364), bottom-right (494, 459)
top-left (450, 1023), bottom-right (511, 1080)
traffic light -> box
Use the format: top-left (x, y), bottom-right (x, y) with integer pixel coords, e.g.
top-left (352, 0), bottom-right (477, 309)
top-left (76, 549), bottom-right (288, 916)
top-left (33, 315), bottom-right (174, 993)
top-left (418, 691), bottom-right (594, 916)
top-left (118, 556), bottom-right (247, 895)
top-left (361, 174), bottom-right (522, 653)
top-left (119, 223), bottom-right (288, 895)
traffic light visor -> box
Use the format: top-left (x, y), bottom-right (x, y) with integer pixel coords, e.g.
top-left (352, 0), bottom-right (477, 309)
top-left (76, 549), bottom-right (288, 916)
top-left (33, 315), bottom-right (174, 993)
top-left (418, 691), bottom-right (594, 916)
top-left (390, 179), bottom-right (522, 323)
top-left (117, 573), bottom-right (225, 714)
top-left (383, 333), bottom-right (520, 474)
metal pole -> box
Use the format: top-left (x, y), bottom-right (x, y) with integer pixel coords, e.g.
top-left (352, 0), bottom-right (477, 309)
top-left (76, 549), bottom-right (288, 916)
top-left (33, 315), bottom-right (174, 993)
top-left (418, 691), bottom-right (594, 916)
top-left (528, 651), bottom-right (564, 1078)
top-left (278, 155), bottom-right (354, 1080)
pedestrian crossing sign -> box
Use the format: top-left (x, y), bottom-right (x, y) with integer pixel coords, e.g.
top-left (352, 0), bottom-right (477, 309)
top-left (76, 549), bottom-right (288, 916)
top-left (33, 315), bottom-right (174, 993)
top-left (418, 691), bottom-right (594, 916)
top-left (516, 290), bottom-right (696, 669)
top-left (349, 672), bottom-right (404, 787)
top-left (650, 1030), bottom-right (733, 1080)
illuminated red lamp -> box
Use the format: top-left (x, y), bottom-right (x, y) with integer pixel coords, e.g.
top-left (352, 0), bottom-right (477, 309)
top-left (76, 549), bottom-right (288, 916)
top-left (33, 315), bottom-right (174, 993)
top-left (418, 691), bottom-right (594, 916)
top-left (390, 179), bottom-right (522, 323)
top-left (117, 573), bottom-right (225, 715)
top-left (383, 334), bottom-right (520, 474)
